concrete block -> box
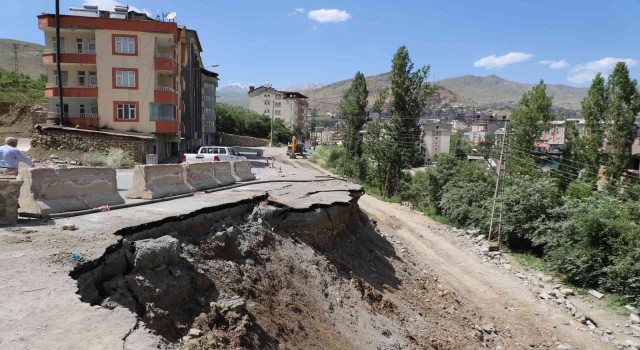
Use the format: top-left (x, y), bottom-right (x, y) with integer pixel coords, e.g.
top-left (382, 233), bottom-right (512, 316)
top-left (0, 179), bottom-right (23, 225)
top-left (182, 162), bottom-right (217, 191)
top-left (17, 167), bottom-right (124, 215)
top-left (125, 164), bottom-right (191, 199)
top-left (133, 235), bottom-right (180, 270)
top-left (212, 162), bottom-right (236, 186)
top-left (230, 160), bottom-right (256, 182)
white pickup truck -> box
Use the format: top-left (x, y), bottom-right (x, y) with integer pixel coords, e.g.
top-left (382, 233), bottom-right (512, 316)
top-left (181, 146), bottom-right (247, 163)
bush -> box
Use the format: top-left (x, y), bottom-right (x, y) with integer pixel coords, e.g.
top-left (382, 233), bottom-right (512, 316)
top-left (326, 148), bottom-right (345, 170)
top-left (83, 148), bottom-right (135, 168)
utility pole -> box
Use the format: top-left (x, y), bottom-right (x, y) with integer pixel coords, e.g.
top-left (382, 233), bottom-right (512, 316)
top-left (487, 119), bottom-right (509, 251)
top-left (269, 94), bottom-right (275, 147)
top-left (13, 43), bottom-right (19, 85)
top-left (55, 0), bottom-right (64, 126)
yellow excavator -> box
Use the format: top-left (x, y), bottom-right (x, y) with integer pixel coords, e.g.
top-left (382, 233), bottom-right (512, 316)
top-left (286, 135), bottom-right (305, 159)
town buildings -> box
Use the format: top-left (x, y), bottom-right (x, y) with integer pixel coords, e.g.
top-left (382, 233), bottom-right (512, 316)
top-left (421, 122), bottom-right (451, 164)
top-left (247, 85), bottom-right (309, 129)
top-left (38, 5), bottom-right (217, 161)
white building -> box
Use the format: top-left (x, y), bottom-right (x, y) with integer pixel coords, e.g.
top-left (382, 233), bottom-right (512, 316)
top-left (422, 122), bottom-right (451, 164)
top-left (247, 85), bottom-right (309, 129)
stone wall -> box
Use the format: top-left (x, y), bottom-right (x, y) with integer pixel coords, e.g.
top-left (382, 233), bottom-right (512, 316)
top-left (218, 133), bottom-right (269, 147)
top-left (31, 125), bottom-right (156, 163)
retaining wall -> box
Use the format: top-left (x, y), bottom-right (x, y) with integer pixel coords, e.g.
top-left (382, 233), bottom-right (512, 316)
top-left (218, 133), bottom-right (269, 147)
top-left (17, 167), bottom-right (124, 215)
top-left (125, 164), bottom-right (191, 200)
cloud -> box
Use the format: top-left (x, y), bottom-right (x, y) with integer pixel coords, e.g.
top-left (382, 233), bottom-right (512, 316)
top-left (473, 52), bottom-right (534, 69)
top-left (539, 59), bottom-right (570, 69)
top-left (311, 25), bottom-right (318, 31)
top-left (308, 9), bottom-right (352, 23)
top-left (294, 8), bottom-right (305, 13)
top-left (83, 0), bottom-right (150, 16)
top-left (568, 57), bottom-right (638, 83)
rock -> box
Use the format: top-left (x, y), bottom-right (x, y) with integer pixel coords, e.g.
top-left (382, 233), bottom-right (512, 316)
top-left (211, 296), bottom-right (246, 313)
top-left (631, 324), bottom-right (640, 336)
top-left (62, 223), bottom-right (77, 231)
top-left (560, 288), bottom-right (575, 296)
top-left (557, 345), bottom-right (572, 350)
top-left (49, 154), bottom-right (59, 159)
top-left (515, 272), bottom-right (526, 279)
top-left (588, 289), bottom-right (604, 299)
top-left (538, 292), bottom-right (551, 300)
top-left (188, 328), bottom-right (202, 337)
top-left (133, 235), bottom-right (181, 270)
top-left (482, 323), bottom-right (495, 333)
top-left (474, 235), bottom-right (486, 242)
top-left (466, 229), bottom-right (480, 235)
top-left (626, 305), bottom-right (639, 313)
top-left (631, 313), bottom-right (640, 324)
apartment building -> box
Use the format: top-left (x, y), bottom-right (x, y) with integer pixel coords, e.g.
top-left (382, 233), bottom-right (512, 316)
top-left (422, 122), bottom-right (451, 164)
top-left (536, 119), bottom-right (585, 154)
top-left (202, 69), bottom-right (219, 145)
top-left (247, 86), bottom-right (309, 129)
top-left (38, 5), bottom-right (217, 160)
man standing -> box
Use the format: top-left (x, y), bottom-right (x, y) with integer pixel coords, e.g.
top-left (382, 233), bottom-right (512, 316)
top-left (0, 137), bottom-right (34, 176)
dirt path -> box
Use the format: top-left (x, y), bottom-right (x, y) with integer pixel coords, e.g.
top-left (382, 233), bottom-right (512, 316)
top-left (359, 194), bottom-right (623, 350)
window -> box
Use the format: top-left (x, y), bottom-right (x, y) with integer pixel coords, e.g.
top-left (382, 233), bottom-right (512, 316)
top-left (114, 102), bottom-right (138, 121)
top-left (88, 39), bottom-right (96, 53)
top-left (55, 103), bottom-right (69, 117)
top-left (150, 103), bottom-right (174, 121)
top-left (90, 105), bottom-right (98, 114)
top-left (79, 104), bottom-right (86, 114)
top-left (77, 71), bottom-right (86, 86)
top-left (113, 35), bottom-right (136, 55)
top-left (275, 110), bottom-right (281, 115)
top-left (89, 72), bottom-right (97, 87)
top-left (54, 71), bottom-right (68, 86)
top-left (51, 37), bottom-right (65, 53)
top-left (264, 100), bottom-right (270, 105)
top-left (114, 69), bottom-right (137, 88)
top-left (76, 39), bottom-right (83, 53)
top-left (275, 102), bottom-right (281, 108)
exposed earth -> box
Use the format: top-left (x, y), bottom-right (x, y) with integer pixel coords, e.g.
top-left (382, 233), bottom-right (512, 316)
top-left (0, 150), bottom-right (638, 350)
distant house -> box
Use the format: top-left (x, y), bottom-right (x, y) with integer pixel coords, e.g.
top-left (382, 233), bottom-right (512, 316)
top-left (247, 85), bottom-right (309, 129)
top-left (535, 119), bottom-right (585, 154)
top-left (422, 122), bottom-right (451, 164)
top-left (463, 114), bottom-right (506, 145)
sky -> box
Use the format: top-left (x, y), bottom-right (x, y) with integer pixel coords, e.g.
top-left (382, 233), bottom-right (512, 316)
top-left (2, 0), bottom-right (639, 89)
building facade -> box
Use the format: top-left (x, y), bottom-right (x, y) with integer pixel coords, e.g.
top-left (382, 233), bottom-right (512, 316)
top-left (201, 69), bottom-right (218, 145)
top-left (38, 5), bottom-right (217, 160)
top-left (247, 86), bottom-right (308, 129)
top-left (422, 122), bottom-right (451, 164)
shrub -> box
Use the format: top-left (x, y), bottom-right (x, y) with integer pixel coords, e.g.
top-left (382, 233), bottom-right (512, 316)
top-left (82, 148), bottom-right (135, 168)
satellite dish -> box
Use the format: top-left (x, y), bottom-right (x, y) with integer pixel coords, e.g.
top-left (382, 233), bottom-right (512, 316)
top-left (166, 12), bottom-right (177, 20)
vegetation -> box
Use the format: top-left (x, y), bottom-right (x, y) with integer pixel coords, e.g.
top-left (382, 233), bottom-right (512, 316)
top-left (0, 72), bottom-right (45, 106)
top-left (364, 46), bottom-right (434, 197)
top-left (338, 71), bottom-right (368, 176)
top-left (216, 103), bottom-right (291, 144)
top-left (83, 148), bottom-right (135, 168)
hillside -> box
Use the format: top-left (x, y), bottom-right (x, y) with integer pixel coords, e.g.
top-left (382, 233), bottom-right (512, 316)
top-left (438, 75), bottom-right (587, 110)
top-left (0, 39), bottom-right (45, 80)
top-left (302, 72), bottom-right (474, 115)
top-left (218, 84), bottom-right (249, 108)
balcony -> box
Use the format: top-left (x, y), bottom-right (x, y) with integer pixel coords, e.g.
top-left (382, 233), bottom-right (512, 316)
top-left (154, 85), bottom-right (178, 105)
top-left (154, 52), bottom-right (176, 73)
top-left (45, 83), bottom-right (98, 98)
top-left (43, 47), bottom-right (96, 65)
top-left (155, 120), bottom-right (181, 134)
top-left (46, 112), bottom-right (100, 128)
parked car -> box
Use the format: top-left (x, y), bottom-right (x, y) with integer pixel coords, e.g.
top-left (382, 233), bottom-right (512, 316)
top-left (181, 146), bottom-right (247, 163)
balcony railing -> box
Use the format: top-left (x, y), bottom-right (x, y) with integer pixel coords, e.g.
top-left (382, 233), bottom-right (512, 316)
top-left (46, 112), bottom-right (99, 119)
top-left (150, 115), bottom-right (174, 122)
top-left (45, 82), bottom-right (97, 89)
top-left (44, 47), bottom-right (96, 55)
top-left (154, 52), bottom-right (173, 59)
top-left (155, 85), bottom-right (175, 93)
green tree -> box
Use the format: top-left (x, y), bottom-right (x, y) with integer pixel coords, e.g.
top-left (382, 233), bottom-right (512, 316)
top-left (339, 71), bottom-right (369, 175)
top-left (366, 46), bottom-right (434, 197)
top-left (603, 62), bottom-right (640, 187)
top-left (509, 81), bottom-right (554, 171)
top-left (578, 73), bottom-right (607, 180)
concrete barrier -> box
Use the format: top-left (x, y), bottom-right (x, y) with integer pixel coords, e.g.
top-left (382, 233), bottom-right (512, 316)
top-left (17, 167), bottom-right (124, 215)
top-left (212, 162), bottom-right (236, 186)
top-left (231, 160), bottom-right (256, 182)
top-left (182, 162), bottom-right (217, 191)
top-left (125, 164), bottom-right (191, 199)
top-left (0, 179), bottom-right (23, 225)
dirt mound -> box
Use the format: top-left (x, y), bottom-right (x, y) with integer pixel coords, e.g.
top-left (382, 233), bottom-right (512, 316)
top-left (72, 201), bottom-right (498, 349)
top-left (0, 103), bottom-right (45, 138)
